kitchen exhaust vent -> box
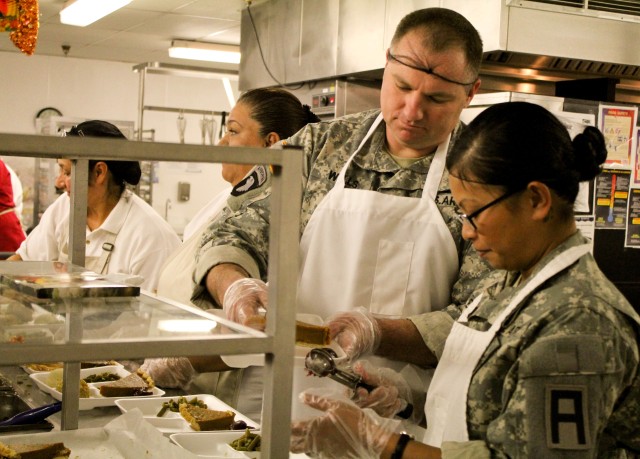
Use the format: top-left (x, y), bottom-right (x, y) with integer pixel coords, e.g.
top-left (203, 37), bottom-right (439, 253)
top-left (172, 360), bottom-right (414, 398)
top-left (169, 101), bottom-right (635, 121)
top-left (483, 51), bottom-right (640, 80)
top-left (514, 0), bottom-right (640, 19)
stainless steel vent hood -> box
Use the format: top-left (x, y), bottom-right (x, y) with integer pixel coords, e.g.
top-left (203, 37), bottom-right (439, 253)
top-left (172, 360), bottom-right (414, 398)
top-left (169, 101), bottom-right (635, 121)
top-left (240, 0), bottom-right (640, 102)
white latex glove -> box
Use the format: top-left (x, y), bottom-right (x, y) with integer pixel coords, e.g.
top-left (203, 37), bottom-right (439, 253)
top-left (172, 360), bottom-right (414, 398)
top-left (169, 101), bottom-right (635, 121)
top-left (290, 389), bottom-right (399, 458)
top-left (351, 360), bottom-right (413, 420)
top-left (139, 357), bottom-right (196, 390)
top-left (327, 307), bottom-right (381, 362)
top-left (222, 278), bottom-right (268, 330)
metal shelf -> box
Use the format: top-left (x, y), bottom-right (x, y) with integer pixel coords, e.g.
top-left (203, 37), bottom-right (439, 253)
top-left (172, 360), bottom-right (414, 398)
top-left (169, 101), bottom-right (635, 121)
top-left (0, 133), bottom-right (301, 459)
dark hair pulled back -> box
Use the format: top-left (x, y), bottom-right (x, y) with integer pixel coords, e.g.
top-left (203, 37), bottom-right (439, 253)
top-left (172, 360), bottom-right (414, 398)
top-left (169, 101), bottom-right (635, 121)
top-left (66, 120), bottom-right (142, 191)
top-left (446, 102), bottom-right (607, 211)
top-left (236, 88), bottom-right (321, 139)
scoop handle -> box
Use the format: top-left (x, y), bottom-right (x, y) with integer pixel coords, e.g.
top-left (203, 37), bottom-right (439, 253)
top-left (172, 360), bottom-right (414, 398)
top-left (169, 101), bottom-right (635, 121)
top-left (0, 401), bottom-right (62, 426)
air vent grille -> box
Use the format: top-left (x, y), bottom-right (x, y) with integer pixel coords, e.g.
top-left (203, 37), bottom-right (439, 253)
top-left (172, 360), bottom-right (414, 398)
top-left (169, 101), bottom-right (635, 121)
top-left (527, 0), bottom-right (640, 17)
top-left (483, 51), bottom-right (640, 79)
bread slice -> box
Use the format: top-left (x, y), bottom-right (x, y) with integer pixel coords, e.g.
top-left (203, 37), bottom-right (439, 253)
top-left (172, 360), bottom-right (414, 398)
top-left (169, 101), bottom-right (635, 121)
top-left (0, 441), bottom-right (71, 459)
top-left (179, 404), bottom-right (235, 431)
top-left (98, 369), bottom-right (154, 397)
top-left (295, 320), bottom-right (330, 347)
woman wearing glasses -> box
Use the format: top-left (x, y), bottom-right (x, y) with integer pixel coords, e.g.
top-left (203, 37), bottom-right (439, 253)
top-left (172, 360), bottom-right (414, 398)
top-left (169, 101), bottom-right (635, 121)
top-left (291, 102), bottom-right (640, 458)
top-left (8, 120), bottom-right (180, 291)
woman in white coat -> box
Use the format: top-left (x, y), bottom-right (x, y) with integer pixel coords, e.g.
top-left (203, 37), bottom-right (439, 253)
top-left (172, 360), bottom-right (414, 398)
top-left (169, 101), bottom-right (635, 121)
top-left (9, 120), bottom-right (180, 292)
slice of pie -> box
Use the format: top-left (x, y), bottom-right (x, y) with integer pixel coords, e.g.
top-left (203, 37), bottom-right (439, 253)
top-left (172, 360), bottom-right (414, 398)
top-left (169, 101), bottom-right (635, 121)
top-left (179, 404), bottom-right (236, 431)
top-left (0, 441), bottom-right (71, 459)
top-left (98, 369), bottom-right (154, 397)
top-left (295, 320), bottom-right (330, 347)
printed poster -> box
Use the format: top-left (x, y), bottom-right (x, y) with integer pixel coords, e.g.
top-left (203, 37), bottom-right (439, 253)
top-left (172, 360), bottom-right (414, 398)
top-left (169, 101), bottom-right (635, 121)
top-left (626, 188), bottom-right (640, 248)
top-left (598, 104), bottom-right (637, 167)
top-left (634, 127), bottom-right (640, 187)
top-left (594, 169), bottom-right (630, 229)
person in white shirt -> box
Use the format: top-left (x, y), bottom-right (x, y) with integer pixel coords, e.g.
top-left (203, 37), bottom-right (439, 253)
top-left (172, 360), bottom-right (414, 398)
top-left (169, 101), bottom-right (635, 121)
top-left (8, 120), bottom-right (180, 292)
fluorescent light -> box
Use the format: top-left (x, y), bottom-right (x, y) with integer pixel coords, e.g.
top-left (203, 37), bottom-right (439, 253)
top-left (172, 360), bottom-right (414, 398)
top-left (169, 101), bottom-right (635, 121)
top-left (222, 78), bottom-right (236, 107)
top-left (169, 40), bottom-right (241, 64)
top-left (60, 0), bottom-right (132, 27)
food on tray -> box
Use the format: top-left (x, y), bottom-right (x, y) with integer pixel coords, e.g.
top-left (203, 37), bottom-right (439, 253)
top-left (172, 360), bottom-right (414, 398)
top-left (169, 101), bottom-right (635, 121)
top-left (295, 320), bottom-right (330, 346)
top-left (0, 441), bottom-right (71, 459)
top-left (156, 396), bottom-right (207, 417)
top-left (3, 327), bottom-right (54, 345)
top-left (82, 372), bottom-right (120, 383)
top-left (98, 369), bottom-right (154, 397)
top-left (46, 369), bottom-right (90, 398)
top-left (230, 429), bottom-right (262, 452)
top-left (0, 300), bottom-right (34, 323)
top-left (179, 404), bottom-right (236, 431)
top-left (25, 361), bottom-right (119, 372)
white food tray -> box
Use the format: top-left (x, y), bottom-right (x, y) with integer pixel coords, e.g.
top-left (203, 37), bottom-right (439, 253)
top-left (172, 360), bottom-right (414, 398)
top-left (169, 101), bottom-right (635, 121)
top-left (170, 431), bottom-right (309, 458)
top-left (115, 394), bottom-right (259, 435)
top-left (0, 427), bottom-right (124, 458)
top-left (29, 365), bottom-right (165, 410)
top-left (22, 361), bottom-right (124, 374)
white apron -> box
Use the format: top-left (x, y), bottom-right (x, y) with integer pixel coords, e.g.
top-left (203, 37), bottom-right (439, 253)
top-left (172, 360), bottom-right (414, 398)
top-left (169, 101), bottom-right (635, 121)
top-left (297, 113), bottom-right (459, 319)
top-left (423, 244), bottom-right (592, 447)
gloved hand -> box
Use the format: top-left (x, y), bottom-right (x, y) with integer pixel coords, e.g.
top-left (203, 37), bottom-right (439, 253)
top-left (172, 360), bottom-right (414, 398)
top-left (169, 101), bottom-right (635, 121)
top-left (290, 389), bottom-right (399, 459)
top-left (139, 357), bottom-right (196, 390)
top-left (222, 278), bottom-right (268, 330)
top-left (351, 360), bottom-right (413, 419)
top-left (327, 307), bottom-right (381, 362)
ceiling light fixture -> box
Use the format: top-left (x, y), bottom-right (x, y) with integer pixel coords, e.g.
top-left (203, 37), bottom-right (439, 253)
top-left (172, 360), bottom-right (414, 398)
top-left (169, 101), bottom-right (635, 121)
top-left (60, 0), bottom-right (132, 27)
top-left (169, 40), bottom-right (241, 64)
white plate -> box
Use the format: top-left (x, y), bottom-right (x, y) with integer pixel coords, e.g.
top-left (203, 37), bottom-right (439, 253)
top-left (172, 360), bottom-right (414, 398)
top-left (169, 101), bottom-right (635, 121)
top-left (115, 394), bottom-right (259, 435)
top-left (170, 431), bottom-right (310, 459)
top-left (0, 427), bottom-right (124, 458)
top-left (29, 365), bottom-right (165, 410)
top-left (170, 431), bottom-right (257, 458)
top-left (22, 361), bottom-right (124, 374)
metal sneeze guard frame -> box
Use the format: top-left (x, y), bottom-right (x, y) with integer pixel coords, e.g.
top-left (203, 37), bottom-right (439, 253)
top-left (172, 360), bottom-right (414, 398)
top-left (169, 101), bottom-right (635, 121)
top-left (0, 133), bottom-right (301, 458)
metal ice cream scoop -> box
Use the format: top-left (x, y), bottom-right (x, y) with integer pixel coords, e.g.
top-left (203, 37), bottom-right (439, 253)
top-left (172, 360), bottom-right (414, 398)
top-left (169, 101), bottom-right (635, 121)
top-left (304, 348), bottom-right (376, 392)
top-left (304, 348), bottom-right (413, 419)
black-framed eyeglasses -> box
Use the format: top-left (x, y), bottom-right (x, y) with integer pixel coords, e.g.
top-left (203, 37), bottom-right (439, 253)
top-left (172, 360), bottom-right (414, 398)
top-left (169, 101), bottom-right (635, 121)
top-left (386, 50), bottom-right (478, 87)
top-left (455, 190), bottom-right (521, 230)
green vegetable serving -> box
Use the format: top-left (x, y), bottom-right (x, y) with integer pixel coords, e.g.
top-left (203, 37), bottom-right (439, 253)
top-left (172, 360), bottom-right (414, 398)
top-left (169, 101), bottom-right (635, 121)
top-left (156, 396), bottom-right (207, 417)
top-left (83, 372), bottom-right (121, 383)
top-left (230, 428), bottom-right (261, 451)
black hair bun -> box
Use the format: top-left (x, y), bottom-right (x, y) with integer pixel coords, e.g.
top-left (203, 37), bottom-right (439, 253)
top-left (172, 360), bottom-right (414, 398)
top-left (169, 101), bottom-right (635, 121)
top-left (572, 126), bottom-right (607, 182)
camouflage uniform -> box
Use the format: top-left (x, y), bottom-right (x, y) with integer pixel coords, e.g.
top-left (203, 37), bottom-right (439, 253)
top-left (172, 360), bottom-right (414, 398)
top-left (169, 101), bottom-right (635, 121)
top-left (193, 109), bottom-right (490, 314)
top-left (434, 232), bottom-right (640, 458)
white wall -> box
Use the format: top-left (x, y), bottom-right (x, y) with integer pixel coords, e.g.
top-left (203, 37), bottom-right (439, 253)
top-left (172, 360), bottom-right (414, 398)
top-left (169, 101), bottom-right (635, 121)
top-left (0, 51), bottom-right (238, 235)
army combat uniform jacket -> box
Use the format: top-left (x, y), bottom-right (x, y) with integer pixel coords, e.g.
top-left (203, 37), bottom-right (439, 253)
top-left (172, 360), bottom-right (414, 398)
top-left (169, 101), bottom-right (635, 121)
top-left (431, 232), bottom-right (640, 458)
top-left (193, 109), bottom-right (490, 318)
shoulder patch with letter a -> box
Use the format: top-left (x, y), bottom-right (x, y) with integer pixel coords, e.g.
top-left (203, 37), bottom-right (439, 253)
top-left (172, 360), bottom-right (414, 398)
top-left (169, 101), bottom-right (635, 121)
top-left (545, 385), bottom-right (591, 450)
top-left (231, 165), bottom-right (268, 196)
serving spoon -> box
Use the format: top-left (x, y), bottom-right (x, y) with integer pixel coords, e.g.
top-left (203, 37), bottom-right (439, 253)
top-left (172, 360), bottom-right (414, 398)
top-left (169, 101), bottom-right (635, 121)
top-left (304, 347), bottom-right (413, 419)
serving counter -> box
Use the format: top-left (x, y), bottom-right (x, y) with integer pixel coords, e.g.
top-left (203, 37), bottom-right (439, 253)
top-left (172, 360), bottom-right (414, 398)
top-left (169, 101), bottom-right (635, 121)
top-left (0, 133), bottom-right (302, 458)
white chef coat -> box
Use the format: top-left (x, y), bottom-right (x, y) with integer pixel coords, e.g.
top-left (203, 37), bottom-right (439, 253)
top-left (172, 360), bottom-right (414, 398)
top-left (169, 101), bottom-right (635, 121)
top-left (16, 191), bottom-right (180, 291)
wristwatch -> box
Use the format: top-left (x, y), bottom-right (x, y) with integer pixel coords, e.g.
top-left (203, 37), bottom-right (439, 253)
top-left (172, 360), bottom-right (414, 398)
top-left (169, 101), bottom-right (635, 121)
top-left (391, 432), bottom-right (414, 459)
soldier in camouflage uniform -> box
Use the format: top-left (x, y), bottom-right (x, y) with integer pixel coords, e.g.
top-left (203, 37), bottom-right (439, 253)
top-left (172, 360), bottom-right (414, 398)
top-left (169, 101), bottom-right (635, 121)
top-left (193, 8), bottom-right (491, 426)
top-left (292, 103), bottom-right (640, 458)
top-left (193, 8), bottom-right (489, 334)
